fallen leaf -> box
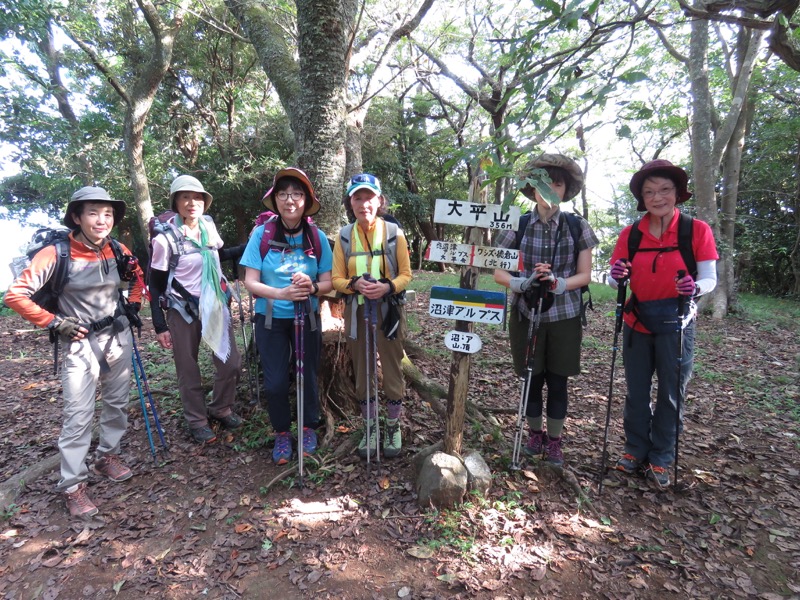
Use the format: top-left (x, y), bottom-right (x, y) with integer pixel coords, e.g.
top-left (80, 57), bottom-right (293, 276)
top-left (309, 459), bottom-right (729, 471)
top-left (406, 545), bottom-right (435, 559)
top-left (379, 477), bottom-right (390, 490)
top-left (234, 523), bottom-right (253, 534)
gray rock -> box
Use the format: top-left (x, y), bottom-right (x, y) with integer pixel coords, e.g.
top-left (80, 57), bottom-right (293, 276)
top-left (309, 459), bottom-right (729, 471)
top-left (463, 450), bottom-right (492, 496)
top-left (415, 451), bottom-right (467, 509)
top-left (411, 440), bottom-right (444, 480)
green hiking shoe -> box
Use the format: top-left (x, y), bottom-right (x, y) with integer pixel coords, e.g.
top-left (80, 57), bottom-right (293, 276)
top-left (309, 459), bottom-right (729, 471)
top-left (383, 418), bottom-right (402, 458)
top-left (358, 419), bottom-right (378, 459)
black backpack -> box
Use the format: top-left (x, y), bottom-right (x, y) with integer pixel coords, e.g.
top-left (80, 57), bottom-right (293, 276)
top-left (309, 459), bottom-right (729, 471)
top-left (514, 211), bottom-right (593, 324)
top-left (5, 227), bottom-right (127, 314)
top-left (627, 213), bottom-right (696, 278)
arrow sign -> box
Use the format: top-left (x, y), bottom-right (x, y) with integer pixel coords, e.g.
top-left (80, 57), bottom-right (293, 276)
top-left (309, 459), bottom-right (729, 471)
top-left (426, 241), bottom-right (523, 271)
top-left (428, 286), bottom-right (506, 324)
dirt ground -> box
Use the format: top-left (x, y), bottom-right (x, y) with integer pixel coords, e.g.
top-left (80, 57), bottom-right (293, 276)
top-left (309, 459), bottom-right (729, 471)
top-left (1, 281), bottom-right (799, 599)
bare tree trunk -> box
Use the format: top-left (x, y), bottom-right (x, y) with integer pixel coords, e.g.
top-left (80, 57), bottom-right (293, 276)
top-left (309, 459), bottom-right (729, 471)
top-left (792, 136), bottom-right (800, 295)
top-left (67, 0), bottom-right (189, 244)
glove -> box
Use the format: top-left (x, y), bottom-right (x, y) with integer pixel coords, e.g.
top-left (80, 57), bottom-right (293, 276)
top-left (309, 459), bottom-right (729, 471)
top-left (509, 274), bottom-right (540, 294)
top-left (52, 317), bottom-right (84, 341)
top-left (676, 274), bottom-right (696, 296)
top-left (548, 276), bottom-right (567, 295)
top-left (610, 259), bottom-right (630, 282)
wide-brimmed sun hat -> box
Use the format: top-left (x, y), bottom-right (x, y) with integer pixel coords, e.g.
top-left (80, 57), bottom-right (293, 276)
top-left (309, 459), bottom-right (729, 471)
top-left (520, 154), bottom-right (584, 201)
top-left (629, 159), bottom-right (692, 211)
top-left (261, 167), bottom-right (320, 216)
top-left (169, 175), bottom-right (213, 211)
top-left (64, 186), bottom-right (127, 229)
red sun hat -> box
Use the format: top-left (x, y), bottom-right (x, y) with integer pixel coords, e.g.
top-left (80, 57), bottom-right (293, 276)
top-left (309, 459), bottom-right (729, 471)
top-left (629, 159), bottom-right (693, 211)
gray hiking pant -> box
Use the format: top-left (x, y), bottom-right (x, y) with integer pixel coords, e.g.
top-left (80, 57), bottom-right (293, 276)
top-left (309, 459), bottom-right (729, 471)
top-left (57, 328), bottom-right (132, 491)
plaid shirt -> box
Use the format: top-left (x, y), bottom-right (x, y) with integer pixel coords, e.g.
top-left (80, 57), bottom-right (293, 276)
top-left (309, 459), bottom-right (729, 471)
top-left (494, 208), bottom-right (599, 323)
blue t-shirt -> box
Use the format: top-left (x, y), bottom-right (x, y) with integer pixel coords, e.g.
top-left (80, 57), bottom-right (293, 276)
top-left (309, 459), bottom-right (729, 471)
top-left (240, 225), bottom-right (333, 319)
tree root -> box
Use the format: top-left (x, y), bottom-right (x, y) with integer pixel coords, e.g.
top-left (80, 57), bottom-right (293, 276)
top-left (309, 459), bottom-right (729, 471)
top-left (537, 462), bottom-right (597, 517)
top-left (259, 431), bottom-right (361, 492)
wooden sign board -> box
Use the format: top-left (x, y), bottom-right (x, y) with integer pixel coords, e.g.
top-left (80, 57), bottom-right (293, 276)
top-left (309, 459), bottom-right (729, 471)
top-left (433, 199), bottom-right (521, 231)
top-left (425, 241), bottom-right (523, 272)
top-left (428, 286), bottom-right (506, 324)
top-left (444, 331), bottom-right (482, 354)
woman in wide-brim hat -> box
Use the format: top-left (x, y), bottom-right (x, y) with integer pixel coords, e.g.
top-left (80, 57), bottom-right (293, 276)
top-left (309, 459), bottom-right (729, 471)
top-left (149, 174), bottom-right (245, 445)
top-left (493, 153), bottom-right (599, 467)
top-left (5, 185), bottom-right (145, 517)
top-left (607, 159), bottom-right (719, 489)
top-left (241, 167), bottom-right (333, 465)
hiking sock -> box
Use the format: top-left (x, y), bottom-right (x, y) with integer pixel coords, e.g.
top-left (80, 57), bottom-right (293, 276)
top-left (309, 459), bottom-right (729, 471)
top-left (360, 400), bottom-right (377, 420)
top-left (387, 399), bottom-right (402, 420)
top-left (526, 416), bottom-right (543, 432)
top-left (546, 417), bottom-right (565, 439)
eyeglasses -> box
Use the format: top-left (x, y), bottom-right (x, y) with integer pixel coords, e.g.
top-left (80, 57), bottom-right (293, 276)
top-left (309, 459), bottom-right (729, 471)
top-left (350, 173), bottom-right (381, 188)
top-left (275, 191), bottom-right (306, 202)
top-left (642, 186), bottom-right (676, 199)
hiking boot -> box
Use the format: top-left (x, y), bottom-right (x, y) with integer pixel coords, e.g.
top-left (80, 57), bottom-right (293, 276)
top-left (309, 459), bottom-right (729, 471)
top-left (524, 430), bottom-right (545, 457)
top-left (646, 464), bottom-right (670, 489)
top-left (273, 432), bottom-right (293, 465)
top-left (383, 418), bottom-right (402, 458)
top-left (544, 436), bottom-right (563, 466)
top-left (358, 419), bottom-right (379, 459)
top-left (301, 428), bottom-right (317, 456)
top-left (190, 425), bottom-right (217, 444)
top-left (211, 412), bottom-right (244, 430)
top-left (64, 482), bottom-right (98, 518)
top-left (93, 454), bottom-right (133, 482)
top-left (615, 453), bottom-right (641, 474)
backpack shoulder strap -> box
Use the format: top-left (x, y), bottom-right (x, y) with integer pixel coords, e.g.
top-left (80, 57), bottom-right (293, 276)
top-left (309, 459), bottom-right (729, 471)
top-left (259, 215), bottom-right (281, 259)
top-left (384, 221), bottom-right (399, 279)
top-left (49, 238), bottom-right (72, 298)
top-left (677, 213), bottom-right (696, 278)
top-left (514, 212), bottom-right (532, 249)
top-left (340, 222), bottom-right (355, 264)
top-left (305, 219), bottom-right (323, 265)
top-left (563, 212), bottom-right (584, 263)
top-left (627, 219), bottom-right (644, 261)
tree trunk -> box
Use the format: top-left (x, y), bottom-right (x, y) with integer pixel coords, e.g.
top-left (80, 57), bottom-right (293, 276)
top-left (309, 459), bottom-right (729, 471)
top-left (293, 0), bottom-right (358, 234)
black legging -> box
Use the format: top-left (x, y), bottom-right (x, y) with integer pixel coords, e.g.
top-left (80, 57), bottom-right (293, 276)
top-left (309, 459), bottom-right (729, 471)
top-left (524, 371), bottom-right (568, 420)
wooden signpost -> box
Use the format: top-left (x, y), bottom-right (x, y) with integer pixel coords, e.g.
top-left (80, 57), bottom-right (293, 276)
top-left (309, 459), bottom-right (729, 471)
top-left (432, 194), bottom-right (516, 455)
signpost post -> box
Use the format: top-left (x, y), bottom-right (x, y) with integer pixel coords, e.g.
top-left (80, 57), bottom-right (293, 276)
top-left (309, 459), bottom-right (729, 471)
top-left (436, 190), bottom-right (514, 456)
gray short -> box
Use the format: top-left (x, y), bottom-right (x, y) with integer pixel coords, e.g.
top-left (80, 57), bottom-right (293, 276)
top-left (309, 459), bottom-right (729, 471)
top-left (509, 309), bottom-right (583, 378)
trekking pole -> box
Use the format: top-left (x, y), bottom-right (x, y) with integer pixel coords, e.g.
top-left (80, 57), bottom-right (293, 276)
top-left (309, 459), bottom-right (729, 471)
top-left (132, 353), bottom-right (158, 464)
top-left (294, 301), bottom-right (305, 488)
top-left (234, 278), bottom-right (258, 405)
top-left (248, 290), bottom-right (261, 407)
top-left (674, 269), bottom-right (687, 489)
top-left (363, 274), bottom-right (381, 466)
top-left (510, 285), bottom-right (544, 471)
top-left (598, 278), bottom-right (628, 494)
top-left (132, 338), bottom-right (170, 460)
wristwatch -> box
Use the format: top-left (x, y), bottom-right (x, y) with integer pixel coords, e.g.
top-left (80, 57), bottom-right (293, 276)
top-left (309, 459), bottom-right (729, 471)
top-left (311, 281), bottom-right (320, 295)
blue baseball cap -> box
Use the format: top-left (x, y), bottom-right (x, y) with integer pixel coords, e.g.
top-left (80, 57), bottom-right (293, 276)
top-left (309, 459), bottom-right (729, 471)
top-left (347, 173), bottom-right (382, 197)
